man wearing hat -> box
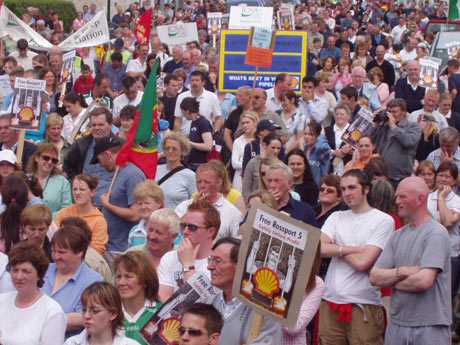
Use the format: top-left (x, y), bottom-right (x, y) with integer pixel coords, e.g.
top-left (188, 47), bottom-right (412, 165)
top-left (8, 39), bottom-right (37, 71)
top-left (94, 136), bottom-right (146, 253)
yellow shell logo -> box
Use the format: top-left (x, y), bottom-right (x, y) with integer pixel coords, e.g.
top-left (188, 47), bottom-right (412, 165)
top-left (253, 267), bottom-right (280, 297)
top-left (289, 77), bottom-right (299, 89)
top-left (350, 129), bottom-right (362, 142)
top-left (18, 107), bottom-right (34, 123)
top-left (159, 317), bottom-right (181, 344)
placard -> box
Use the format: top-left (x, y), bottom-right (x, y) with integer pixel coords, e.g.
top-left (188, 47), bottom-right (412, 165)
top-left (245, 27), bottom-right (275, 67)
top-left (207, 12), bottom-right (222, 36)
top-left (419, 57), bottom-right (441, 89)
top-left (0, 75), bottom-right (12, 108)
top-left (233, 202), bottom-right (321, 327)
top-left (446, 41), bottom-right (460, 59)
top-left (277, 4), bottom-right (295, 30)
top-left (342, 107), bottom-right (375, 148)
top-left (11, 78), bottom-right (46, 130)
top-left (141, 273), bottom-right (217, 345)
top-left (229, 6), bottom-right (274, 30)
top-left (60, 50), bottom-right (76, 84)
top-left (219, 30), bottom-right (308, 92)
top-left (157, 22), bottom-right (199, 47)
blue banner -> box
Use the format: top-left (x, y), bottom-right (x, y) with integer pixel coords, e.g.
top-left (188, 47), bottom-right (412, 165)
top-left (218, 30), bottom-right (308, 93)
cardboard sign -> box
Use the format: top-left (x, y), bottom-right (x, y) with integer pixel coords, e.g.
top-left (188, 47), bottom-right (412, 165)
top-left (419, 57), bottom-right (441, 89)
top-left (233, 202), bottom-right (321, 327)
top-left (219, 30), bottom-right (308, 92)
top-left (207, 12), bottom-right (222, 36)
top-left (60, 50), bottom-right (76, 84)
top-left (141, 273), bottom-right (217, 345)
top-left (446, 41), bottom-right (460, 58)
top-left (229, 6), bottom-right (274, 29)
top-left (11, 78), bottom-right (46, 130)
top-left (342, 107), bottom-right (375, 148)
top-left (245, 27), bottom-right (275, 67)
top-left (0, 74), bottom-right (12, 102)
top-left (157, 22), bottom-right (199, 47)
top-left (277, 4), bottom-right (295, 30)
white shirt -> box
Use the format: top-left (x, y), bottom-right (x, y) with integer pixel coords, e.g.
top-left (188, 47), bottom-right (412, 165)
top-left (408, 109), bottom-right (449, 129)
top-left (333, 123), bottom-right (349, 149)
top-left (174, 89), bottom-right (222, 135)
top-left (113, 91), bottom-right (144, 118)
top-left (231, 135), bottom-right (251, 191)
top-left (126, 58), bottom-right (146, 74)
top-left (0, 252), bottom-right (14, 293)
top-left (0, 292), bottom-right (66, 345)
top-left (391, 25), bottom-right (406, 45)
top-left (62, 109), bottom-right (88, 140)
top-left (265, 87), bottom-right (283, 114)
top-left (321, 208), bottom-right (394, 305)
top-left (175, 194), bottom-right (242, 239)
top-left (8, 51), bottom-right (37, 70)
top-left (399, 48), bottom-right (417, 63)
top-left (157, 250), bottom-right (210, 291)
top-left (298, 96), bottom-right (329, 125)
top-left (64, 330), bottom-right (138, 345)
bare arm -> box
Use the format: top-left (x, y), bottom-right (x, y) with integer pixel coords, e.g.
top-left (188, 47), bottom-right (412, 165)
top-left (394, 268), bottom-right (440, 293)
top-left (224, 128), bottom-right (234, 151)
top-left (438, 192), bottom-right (460, 228)
top-left (158, 285), bottom-right (174, 302)
top-left (174, 117), bottom-right (183, 132)
top-left (100, 194), bottom-right (140, 223)
top-left (320, 233), bottom-right (362, 258)
top-left (66, 312), bottom-right (84, 331)
top-left (190, 132), bottom-right (213, 152)
top-left (369, 265), bottom-right (420, 288)
top-left (342, 245), bottom-right (383, 272)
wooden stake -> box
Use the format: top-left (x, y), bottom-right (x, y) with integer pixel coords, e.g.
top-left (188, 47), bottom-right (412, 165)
top-left (246, 312), bottom-right (264, 344)
top-left (252, 66), bottom-right (259, 89)
top-left (16, 129), bottom-right (25, 169)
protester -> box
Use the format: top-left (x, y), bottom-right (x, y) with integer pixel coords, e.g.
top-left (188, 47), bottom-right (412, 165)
top-left (179, 303), bottom-right (223, 345)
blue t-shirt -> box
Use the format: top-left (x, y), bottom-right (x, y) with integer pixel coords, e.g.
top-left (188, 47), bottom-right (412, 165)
top-left (103, 163), bottom-right (146, 252)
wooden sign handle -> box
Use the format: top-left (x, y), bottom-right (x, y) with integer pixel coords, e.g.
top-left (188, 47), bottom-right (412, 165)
top-left (246, 312), bottom-right (264, 344)
top-left (16, 129), bottom-right (25, 168)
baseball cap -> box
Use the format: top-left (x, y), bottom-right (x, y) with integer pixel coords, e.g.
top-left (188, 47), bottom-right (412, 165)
top-left (256, 119), bottom-right (281, 133)
top-left (0, 150), bottom-right (17, 165)
top-left (91, 137), bottom-right (125, 164)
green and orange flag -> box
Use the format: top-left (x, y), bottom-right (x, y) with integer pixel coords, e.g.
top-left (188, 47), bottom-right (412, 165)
top-left (116, 60), bottom-right (160, 179)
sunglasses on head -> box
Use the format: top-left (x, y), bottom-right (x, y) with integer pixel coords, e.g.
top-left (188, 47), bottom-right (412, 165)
top-left (179, 222), bottom-right (207, 232)
top-left (179, 327), bottom-right (203, 337)
top-left (41, 155), bottom-right (59, 164)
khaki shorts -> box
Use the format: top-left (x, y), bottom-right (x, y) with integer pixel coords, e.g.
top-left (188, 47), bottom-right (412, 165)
top-left (319, 301), bottom-right (386, 345)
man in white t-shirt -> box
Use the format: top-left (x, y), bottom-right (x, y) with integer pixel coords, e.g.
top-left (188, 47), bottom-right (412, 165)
top-left (174, 70), bottom-right (222, 135)
top-left (126, 43), bottom-right (149, 78)
top-left (265, 73), bottom-right (292, 114)
top-left (319, 169), bottom-right (394, 345)
top-left (157, 199), bottom-right (220, 301)
top-left (8, 39), bottom-right (37, 71)
top-left (112, 76), bottom-right (144, 119)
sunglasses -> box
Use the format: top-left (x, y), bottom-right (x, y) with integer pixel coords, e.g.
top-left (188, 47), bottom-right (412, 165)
top-left (179, 222), bottom-right (208, 232)
top-left (320, 187), bottom-right (336, 194)
top-left (179, 327), bottom-right (203, 337)
top-left (41, 155), bottom-right (59, 164)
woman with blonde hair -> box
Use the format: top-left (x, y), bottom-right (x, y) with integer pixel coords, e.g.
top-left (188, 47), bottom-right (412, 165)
top-left (368, 67), bottom-right (390, 106)
top-left (43, 113), bottom-right (69, 163)
top-left (27, 142), bottom-right (72, 216)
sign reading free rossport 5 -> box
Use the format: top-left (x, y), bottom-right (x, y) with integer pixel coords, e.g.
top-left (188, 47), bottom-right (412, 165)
top-left (218, 30), bottom-right (308, 93)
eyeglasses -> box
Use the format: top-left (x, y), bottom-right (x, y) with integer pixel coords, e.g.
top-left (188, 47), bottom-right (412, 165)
top-left (207, 256), bottom-right (229, 266)
top-left (41, 155), bottom-right (59, 164)
top-left (320, 187), bottom-right (336, 194)
top-left (164, 146), bottom-right (179, 152)
top-left (179, 222), bottom-right (208, 232)
top-left (179, 327), bottom-right (203, 337)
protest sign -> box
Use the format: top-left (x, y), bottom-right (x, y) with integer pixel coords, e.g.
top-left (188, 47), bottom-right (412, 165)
top-left (233, 202), bottom-right (321, 327)
top-left (0, 75), bottom-right (12, 109)
top-left (141, 273), bottom-right (217, 345)
top-left (157, 22), bottom-right (199, 47)
top-left (58, 11), bottom-right (110, 51)
top-left (0, 6), bottom-right (53, 50)
top-left (419, 57), bottom-right (441, 89)
top-left (207, 12), bottom-right (222, 48)
top-left (245, 27), bottom-right (275, 67)
top-left (342, 107), bottom-right (375, 148)
top-left (446, 41), bottom-right (460, 59)
top-left (219, 30), bottom-right (308, 92)
top-left (277, 4), bottom-right (295, 30)
top-left (229, 6), bottom-right (274, 29)
top-left (60, 50), bottom-right (76, 84)
top-left (11, 78), bottom-right (46, 131)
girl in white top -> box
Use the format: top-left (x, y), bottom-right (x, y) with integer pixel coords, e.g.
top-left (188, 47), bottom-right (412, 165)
top-left (231, 111), bottom-right (258, 191)
top-left (0, 241), bottom-right (66, 345)
top-left (65, 282), bottom-right (138, 345)
top-left (0, 251), bottom-right (14, 292)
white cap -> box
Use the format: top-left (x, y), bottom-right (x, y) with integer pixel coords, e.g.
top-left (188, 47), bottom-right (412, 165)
top-left (0, 150), bottom-right (17, 165)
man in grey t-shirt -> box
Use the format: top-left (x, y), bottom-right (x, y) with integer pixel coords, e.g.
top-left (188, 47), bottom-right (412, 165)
top-left (370, 176), bottom-right (452, 345)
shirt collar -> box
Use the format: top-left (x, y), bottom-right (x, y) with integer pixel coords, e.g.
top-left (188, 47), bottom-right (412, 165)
top-left (334, 123), bottom-right (349, 133)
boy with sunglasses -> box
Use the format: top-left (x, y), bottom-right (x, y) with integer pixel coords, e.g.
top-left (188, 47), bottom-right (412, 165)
top-left (180, 303), bottom-right (222, 345)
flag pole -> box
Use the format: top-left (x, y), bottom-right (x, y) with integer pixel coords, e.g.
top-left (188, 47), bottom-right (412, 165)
top-left (108, 166), bottom-right (120, 195)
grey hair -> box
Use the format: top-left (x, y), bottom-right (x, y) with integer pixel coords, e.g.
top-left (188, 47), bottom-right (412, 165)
top-left (439, 127), bottom-right (460, 143)
top-left (267, 161), bottom-right (294, 182)
top-left (149, 208), bottom-right (180, 235)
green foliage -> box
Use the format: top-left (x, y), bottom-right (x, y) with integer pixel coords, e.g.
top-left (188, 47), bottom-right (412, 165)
top-left (5, 0), bottom-right (78, 32)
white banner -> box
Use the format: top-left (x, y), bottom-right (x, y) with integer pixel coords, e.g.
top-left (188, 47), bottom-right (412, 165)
top-left (157, 22), bottom-right (199, 47)
top-left (58, 11), bottom-right (110, 51)
top-left (229, 6), bottom-right (274, 29)
top-left (0, 6), bottom-right (53, 50)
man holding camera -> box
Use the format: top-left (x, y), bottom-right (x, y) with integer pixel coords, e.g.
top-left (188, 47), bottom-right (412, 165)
top-left (372, 99), bottom-right (421, 187)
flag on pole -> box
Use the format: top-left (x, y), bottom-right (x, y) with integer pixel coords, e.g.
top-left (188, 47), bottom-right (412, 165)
top-left (115, 60), bottom-right (160, 179)
top-left (449, 0), bottom-right (460, 19)
top-left (136, 8), bottom-right (153, 45)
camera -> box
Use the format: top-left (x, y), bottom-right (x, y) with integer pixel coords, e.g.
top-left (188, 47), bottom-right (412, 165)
top-left (373, 109), bottom-right (388, 124)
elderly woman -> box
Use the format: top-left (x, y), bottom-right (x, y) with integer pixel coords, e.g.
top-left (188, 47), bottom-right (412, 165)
top-left (114, 251), bottom-right (162, 344)
top-left (64, 282), bottom-right (138, 345)
top-left (156, 131), bottom-right (196, 209)
top-left (27, 142), bottom-right (72, 216)
top-left (42, 225), bottom-right (103, 337)
top-left (0, 241), bottom-right (66, 345)
top-left (130, 208), bottom-right (180, 268)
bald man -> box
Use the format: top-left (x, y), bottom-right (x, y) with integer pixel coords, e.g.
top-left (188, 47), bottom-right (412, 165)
top-left (370, 177), bottom-right (451, 345)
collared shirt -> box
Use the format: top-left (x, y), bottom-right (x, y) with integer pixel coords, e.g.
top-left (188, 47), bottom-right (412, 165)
top-left (427, 148), bottom-right (460, 170)
top-left (299, 96), bottom-right (329, 125)
top-left (333, 123), bottom-right (349, 149)
top-left (279, 196), bottom-right (318, 227)
top-left (113, 91), bottom-right (144, 118)
top-left (62, 109), bottom-right (88, 140)
top-left (265, 87), bottom-right (282, 114)
top-left (126, 58), bottom-right (146, 74)
top-left (408, 109), bottom-right (449, 129)
top-left (407, 78), bottom-right (419, 91)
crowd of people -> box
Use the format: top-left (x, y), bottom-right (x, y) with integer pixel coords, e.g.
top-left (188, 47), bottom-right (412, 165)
top-left (0, 0), bottom-right (459, 344)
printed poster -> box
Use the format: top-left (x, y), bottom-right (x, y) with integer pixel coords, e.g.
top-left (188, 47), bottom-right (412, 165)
top-left (141, 273), bottom-right (217, 345)
top-left (11, 77), bottom-right (46, 130)
top-left (446, 41), bottom-right (460, 59)
top-left (419, 57), bottom-right (441, 89)
top-left (277, 4), bottom-right (295, 30)
top-left (207, 12), bottom-right (222, 36)
top-left (60, 50), bottom-right (76, 84)
top-left (157, 22), bottom-right (199, 47)
top-left (245, 27), bottom-right (275, 67)
top-left (0, 75), bottom-right (12, 109)
top-left (233, 202), bottom-right (321, 327)
top-left (342, 107), bottom-right (375, 148)
top-left (229, 6), bottom-right (274, 30)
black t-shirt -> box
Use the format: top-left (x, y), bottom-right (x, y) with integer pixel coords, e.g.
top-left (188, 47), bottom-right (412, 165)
top-left (188, 116), bottom-right (213, 165)
top-left (224, 106), bottom-right (244, 140)
top-left (160, 94), bottom-right (178, 130)
top-left (449, 73), bottom-right (460, 110)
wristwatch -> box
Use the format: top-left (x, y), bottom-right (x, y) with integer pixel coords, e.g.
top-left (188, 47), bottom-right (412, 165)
top-left (183, 265), bottom-right (195, 272)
